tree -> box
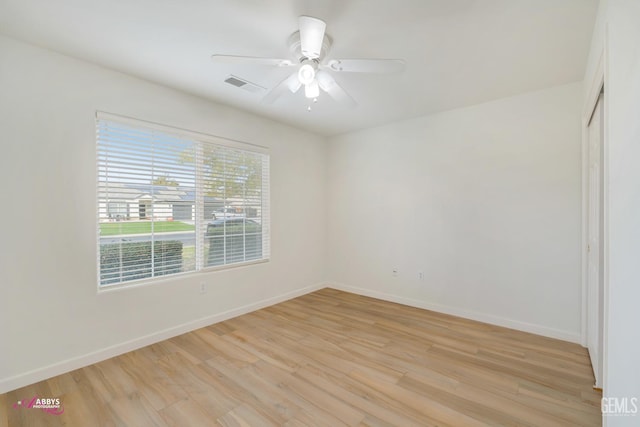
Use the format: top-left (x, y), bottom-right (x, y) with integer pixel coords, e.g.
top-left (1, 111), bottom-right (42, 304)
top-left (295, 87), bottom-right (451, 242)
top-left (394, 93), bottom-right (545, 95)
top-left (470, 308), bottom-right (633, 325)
top-left (180, 145), bottom-right (263, 199)
top-left (152, 175), bottom-right (179, 187)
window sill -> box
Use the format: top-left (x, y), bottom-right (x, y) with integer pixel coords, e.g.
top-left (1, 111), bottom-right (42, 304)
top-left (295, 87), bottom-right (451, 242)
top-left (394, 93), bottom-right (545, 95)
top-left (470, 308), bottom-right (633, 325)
top-left (97, 258), bottom-right (270, 294)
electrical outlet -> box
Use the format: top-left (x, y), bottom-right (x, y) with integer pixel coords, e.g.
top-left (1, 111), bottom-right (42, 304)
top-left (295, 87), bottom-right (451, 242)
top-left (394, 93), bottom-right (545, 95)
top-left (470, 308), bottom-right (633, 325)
top-left (199, 282), bottom-right (206, 294)
top-left (418, 272), bottom-right (424, 280)
top-left (392, 267), bottom-right (398, 277)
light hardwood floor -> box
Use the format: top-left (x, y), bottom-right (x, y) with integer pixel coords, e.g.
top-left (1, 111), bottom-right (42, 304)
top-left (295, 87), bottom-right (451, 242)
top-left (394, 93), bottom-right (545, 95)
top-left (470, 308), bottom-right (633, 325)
top-left (3, 289), bottom-right (601, 426)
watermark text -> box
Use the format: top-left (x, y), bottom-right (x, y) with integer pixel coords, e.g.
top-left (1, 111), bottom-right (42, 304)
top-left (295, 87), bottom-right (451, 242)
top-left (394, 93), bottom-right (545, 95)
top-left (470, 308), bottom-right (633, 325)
top-left (602, 397), bottom-right (638, 417)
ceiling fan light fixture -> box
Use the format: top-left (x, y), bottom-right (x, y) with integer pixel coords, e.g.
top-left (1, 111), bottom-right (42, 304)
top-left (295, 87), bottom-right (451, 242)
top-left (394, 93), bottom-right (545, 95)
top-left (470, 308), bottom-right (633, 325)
top-left (304, 80), bottom-right (319, 98)
top-left (298, 63), bottom-right (316, 85)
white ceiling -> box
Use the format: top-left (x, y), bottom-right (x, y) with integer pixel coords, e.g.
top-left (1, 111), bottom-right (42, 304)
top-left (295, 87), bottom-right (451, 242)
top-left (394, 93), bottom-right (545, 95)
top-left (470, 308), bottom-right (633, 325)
top-left (0, 0), bottom-right (598, 136)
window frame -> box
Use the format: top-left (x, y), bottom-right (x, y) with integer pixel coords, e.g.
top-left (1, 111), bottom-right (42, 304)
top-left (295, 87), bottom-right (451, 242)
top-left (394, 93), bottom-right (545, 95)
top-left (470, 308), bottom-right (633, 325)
top-left (96, 111), bottom-right (270, 291)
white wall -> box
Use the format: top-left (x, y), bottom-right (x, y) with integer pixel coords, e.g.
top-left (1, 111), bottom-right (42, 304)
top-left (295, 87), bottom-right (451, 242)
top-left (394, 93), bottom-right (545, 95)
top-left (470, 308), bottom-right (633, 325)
top-left (606, 0), bottom-right (640, 418)
top-left (327, 82), bottom-right (583, 342)
top-left (0, 35), bottom-right (327, 393)
top-left (583, 0), bottom-right (607, 106)
top-left (584, 0), bottom-right (640, 424)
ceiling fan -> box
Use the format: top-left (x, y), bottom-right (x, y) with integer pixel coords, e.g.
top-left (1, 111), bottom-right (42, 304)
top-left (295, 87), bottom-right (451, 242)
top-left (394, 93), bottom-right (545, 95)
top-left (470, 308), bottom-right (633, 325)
top-left (211, 16), bottom-right (406, 108)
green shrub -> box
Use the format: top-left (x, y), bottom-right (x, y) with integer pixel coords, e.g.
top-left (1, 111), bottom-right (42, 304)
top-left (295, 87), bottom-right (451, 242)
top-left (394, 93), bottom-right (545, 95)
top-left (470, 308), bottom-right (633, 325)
top-left (100, 240), bottom-right (183, 286)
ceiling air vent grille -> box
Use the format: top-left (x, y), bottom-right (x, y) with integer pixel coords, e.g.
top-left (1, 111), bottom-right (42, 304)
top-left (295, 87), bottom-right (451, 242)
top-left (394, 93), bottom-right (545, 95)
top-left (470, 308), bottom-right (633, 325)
top-left (224, 75), bottom-right (265, 93)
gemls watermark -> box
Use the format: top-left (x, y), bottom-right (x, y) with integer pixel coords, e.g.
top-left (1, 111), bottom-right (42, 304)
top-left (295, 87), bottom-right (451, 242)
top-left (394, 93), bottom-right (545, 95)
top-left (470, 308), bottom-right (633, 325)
top-left (602, 397), bottom-right (639, 417)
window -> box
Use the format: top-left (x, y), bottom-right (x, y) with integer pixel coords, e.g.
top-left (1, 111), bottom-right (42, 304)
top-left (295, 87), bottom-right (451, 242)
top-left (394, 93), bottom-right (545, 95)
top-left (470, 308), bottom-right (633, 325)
top-left (96, 112), bottom-right (270, 288)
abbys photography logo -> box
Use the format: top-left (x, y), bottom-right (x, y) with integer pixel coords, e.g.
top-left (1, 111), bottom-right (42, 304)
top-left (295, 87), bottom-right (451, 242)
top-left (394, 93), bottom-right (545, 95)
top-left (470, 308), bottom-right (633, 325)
top-left (13, 396), bottom-right (64, 415)
top-left (602, 397), bottom-right (638, 417)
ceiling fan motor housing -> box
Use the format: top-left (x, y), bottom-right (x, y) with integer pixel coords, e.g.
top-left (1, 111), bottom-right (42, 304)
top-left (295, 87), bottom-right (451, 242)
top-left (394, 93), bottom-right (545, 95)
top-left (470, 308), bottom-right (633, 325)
top-left (287, 31), bottom-right (333, 63)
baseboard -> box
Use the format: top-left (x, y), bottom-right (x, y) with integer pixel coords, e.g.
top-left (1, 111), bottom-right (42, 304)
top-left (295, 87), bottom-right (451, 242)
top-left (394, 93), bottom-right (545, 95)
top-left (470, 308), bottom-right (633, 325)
top-left (327, 282), bottom-right (582, 344)
top-left (0, 282), bottom-right (325, 394)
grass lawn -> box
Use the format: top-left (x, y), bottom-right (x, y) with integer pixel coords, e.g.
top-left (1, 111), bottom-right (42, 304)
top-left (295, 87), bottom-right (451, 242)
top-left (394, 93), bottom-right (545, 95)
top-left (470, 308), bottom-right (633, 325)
top-left (100, 220), bottom-right (195, 236)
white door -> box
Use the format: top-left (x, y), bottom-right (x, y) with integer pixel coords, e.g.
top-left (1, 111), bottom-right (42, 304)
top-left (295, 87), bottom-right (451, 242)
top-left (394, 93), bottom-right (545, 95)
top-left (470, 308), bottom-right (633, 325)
top-left (587, 92), bottom-right (604, 388)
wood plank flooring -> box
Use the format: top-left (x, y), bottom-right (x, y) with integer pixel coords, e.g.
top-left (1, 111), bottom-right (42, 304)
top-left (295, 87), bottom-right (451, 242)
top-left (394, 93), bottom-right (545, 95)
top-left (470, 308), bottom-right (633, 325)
top-left (2, 289), bottom-right (602, 426)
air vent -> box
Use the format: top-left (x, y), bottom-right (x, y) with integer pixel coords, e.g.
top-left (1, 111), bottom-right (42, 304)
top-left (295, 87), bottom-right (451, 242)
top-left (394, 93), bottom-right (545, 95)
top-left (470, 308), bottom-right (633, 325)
top-left (224, 75), bottom-right (265, 93)
top-left (225, 76), bottom-right (246, 87)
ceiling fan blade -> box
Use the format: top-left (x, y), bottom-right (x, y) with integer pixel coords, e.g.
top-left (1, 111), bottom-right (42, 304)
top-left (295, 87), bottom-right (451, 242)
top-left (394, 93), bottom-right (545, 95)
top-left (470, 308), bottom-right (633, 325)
top-left (326, 59), bottom-right (406, 73)
top-left (316, 70), bottom-right (357, 109)
top-left (299, 16), bottom-right (326, 59)
top-left (211, 54), bottom-right (295, 67)
top-left (262, 72), bottom-right (301, 104)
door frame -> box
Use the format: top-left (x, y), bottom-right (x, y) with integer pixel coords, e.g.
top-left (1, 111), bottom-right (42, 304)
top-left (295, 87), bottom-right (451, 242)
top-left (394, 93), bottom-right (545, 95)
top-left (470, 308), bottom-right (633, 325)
top-left (581, 46), bottom-right (608, 390)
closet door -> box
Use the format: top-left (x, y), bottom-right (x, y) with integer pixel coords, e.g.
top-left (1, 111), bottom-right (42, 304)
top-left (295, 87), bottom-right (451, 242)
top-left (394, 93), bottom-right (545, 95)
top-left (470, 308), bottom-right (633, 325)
top-left (586, 92), bottom-right (604, 388)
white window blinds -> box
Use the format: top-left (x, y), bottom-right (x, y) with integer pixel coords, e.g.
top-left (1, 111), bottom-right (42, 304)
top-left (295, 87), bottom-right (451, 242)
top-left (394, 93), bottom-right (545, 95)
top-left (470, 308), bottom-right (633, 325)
top-left (96, 112), bottom-right (270, 288)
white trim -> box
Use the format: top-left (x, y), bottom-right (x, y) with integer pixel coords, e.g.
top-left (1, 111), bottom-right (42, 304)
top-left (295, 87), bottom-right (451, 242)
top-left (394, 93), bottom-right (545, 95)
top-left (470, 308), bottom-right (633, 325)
top-left (97, 259), bottom-right (271, 294)
top-left (581, 47), bottom-right (605, 348)
top-left (195, 140), bottom-right (205, 271)
top-left (600, 27), bottom-right (610, 396)
top-left (327, 282), bottom-right (582, 344)
top-left (580, 113), bottom-right (588, 347)
top-left (0, 282), bottom-right (325, 394)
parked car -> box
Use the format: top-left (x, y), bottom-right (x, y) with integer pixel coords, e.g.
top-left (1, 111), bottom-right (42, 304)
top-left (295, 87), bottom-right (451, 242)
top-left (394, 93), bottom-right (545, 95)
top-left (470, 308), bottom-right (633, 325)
top-left (211, 206), bottom-right (245, 220)
top-left (205, 218), bottom-right (262, 267)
